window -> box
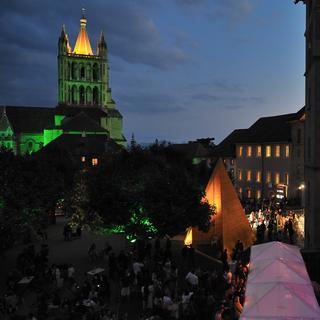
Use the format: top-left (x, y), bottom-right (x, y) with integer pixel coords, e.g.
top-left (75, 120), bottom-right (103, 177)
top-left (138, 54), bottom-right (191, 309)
top-left (247, 170), bottom-right (252, 182)
top-left (92, 158), bottom-right (98, 166)
top-left (275, 145), bottom-right (280, 158)
top-left (266, 145), bottom-right (271, 158)
top-left (256, 145), bottom-right (261, 157)
top-left (79, 86), bottom-right (85, 104)
top-left (256, 189), bottom-right (261, 199)
top-left (266, 172), bottom-right (272, 183)
top-left (275, 172), bottom-right (280, 185)
top-left (238, 170), bottom-right (242, 181)
top-left (80, 66), bottom-right (85, 79)
top-left (247, 146), bottom-right (252, 157)
top-left (256, 171), bottom-right (261, 183)
top-left (231, 159), bottom-right (235, 165)
top-left (239, 146), bottom-right (243, 157)
top-left (247, 189), bottom-right (252, 198)
top-left (81, 156), bottom-right (86, 162)
top-left (285, 145), bottom-right (290, 158)
top-left (239, 187), bottom-right (243, 196)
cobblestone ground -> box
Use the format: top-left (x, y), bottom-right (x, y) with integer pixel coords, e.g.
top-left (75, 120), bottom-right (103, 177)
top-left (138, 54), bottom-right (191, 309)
top-left (0, 217), bottom-right (220, 319)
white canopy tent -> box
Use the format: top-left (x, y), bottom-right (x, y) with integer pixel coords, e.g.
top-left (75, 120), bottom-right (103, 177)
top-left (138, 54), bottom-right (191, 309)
top-left (241, 241), bottom-right (320, 320)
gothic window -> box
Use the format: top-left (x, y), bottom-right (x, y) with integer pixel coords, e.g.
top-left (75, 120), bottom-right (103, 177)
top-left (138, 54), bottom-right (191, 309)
top-left (72, 85), bottom-right (77, 104)
top-left (80, 66), bottom-right (85, 79)
top-left (68, 62), bottom-right (71, 79)
top-left (79, 86), bottom-right (85, 105)
top-left (86, 64), bottom-right (91, 80)
top-left (93, 63), bottom-right (99, 81)
top-left (93, 87), bottom-right (99, 105)
top-left (71, 62), bottom-right (77, 79)
top-left (86, 87), bottom-right (92, 105)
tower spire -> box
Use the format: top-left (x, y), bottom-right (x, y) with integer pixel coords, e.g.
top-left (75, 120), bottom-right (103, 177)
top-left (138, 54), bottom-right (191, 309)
top-left (73, 8), bottom-right (93, 55)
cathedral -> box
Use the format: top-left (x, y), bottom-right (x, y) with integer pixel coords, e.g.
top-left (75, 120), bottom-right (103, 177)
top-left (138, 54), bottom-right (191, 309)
top-left (0, 13), bottom-right (126, 156)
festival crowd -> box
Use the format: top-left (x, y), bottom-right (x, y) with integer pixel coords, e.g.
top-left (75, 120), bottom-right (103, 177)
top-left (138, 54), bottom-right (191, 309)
top-left (0, 228), bottom-right (249, 320)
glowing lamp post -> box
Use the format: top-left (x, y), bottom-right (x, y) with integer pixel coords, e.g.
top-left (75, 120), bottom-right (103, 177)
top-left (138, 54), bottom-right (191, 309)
top-left (298, 183), bottom-right (305, 208)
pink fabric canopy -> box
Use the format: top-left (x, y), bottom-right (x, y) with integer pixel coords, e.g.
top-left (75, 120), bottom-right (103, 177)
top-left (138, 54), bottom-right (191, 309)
top-left (241, 241), bottom-right (320, 320)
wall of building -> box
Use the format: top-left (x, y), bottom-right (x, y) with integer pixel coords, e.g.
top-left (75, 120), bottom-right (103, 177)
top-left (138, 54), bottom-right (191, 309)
top-left (235, 143), bottom-right (291, 201)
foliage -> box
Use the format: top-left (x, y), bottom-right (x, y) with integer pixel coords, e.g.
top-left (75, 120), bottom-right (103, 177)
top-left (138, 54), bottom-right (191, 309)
top-left (0, 147), bottom-right (75, 250)
top-left (101, 207), bottom-right (157, 242)
top-left (88, 142), bottom-right (214, 238)
top-left (67, 172), bottom-right (103, 231)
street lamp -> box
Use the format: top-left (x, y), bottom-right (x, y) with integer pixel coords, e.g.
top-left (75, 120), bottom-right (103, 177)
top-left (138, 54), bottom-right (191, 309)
top-left (298, 183), bottom-right (305, 208)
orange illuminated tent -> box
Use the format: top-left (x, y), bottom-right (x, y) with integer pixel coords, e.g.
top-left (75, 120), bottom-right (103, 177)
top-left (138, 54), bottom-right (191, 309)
top-left (177, 158), bottom-right (255, 257)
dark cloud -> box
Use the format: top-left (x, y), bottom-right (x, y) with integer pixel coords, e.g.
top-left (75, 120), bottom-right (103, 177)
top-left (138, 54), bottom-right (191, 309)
top-left (191, 94), bottom-right (222, 102)
top-left (0, 0), bottom-right (191, 106)
top-left (175, 0), bottom-right (207, 7)
top-left (224, 105), bottom-right (246, 110)
top-left (175, 0), bottom-right (253, 25)
top-left (190, 91), bottom-right (264, 107)
top-left (0, 0), bottom-right (190, 69)
top-left (207, 0), bottom-right (253, 24)
top-left (119, 93), bottom-right (185, 114)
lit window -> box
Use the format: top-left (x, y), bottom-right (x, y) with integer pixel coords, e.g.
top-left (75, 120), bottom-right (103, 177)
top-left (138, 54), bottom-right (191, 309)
top-left (285, 145), bottom-right (290, 158)
top-left (247, 170), bottom-right (252, 181)
top-left (239, 146), bottom-right (243, 157)
top-left (231, 159), bottom-right (235, 165)
top-left (266, 146), bottom-right (271, 158)
top-left (256, 145), bottom-right (261, 157)
top-left (247, 189), bottom-right (252, 198)
top-left (81, 156), bottom-right (86, 162)
top-left (92, 158), bottom-right (98, 166)
top-left (247, 146), bottom-right (252, 157)
top-left (285, 173), bottom-right (289, 185)
top-left (256, 190), bottom-right (261, 199)
top-left (275, 145), bottom-right (280, 158)
top-left (275, 172), bottom-right (280, 185)
top-left (256, 171), bottom-right (261, 183)
top-left (266, 172), bottom-right (271, 183)
top-left (239, 187), bottom-right (243, 196)
top-left (238, 170), bottom-right (242, 181)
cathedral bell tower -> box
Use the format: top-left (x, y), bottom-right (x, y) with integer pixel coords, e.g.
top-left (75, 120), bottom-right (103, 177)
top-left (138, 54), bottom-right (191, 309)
top-left (57, 11), bottom-right (114, 108)
top-left (57, 11), bottom-right (125, 146)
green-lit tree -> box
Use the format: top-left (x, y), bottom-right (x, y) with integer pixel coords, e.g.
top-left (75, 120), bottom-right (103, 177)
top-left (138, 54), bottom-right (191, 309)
top-left (67, 172), bottom-right (103, 231)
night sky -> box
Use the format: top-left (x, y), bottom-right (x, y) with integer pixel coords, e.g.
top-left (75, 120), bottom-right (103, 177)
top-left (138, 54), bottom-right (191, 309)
top-left (0, 0), bottom-right (305, 143)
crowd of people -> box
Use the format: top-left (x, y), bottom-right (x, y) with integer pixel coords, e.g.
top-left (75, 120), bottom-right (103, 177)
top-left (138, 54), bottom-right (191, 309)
top-left (248, 209), bottom-right (302, 244)
top-left (0, 226), bottom-right (249, 320)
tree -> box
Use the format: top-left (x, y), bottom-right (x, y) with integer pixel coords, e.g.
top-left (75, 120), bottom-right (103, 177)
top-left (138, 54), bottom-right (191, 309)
top-left (87, 143), bottom-right (214, 238)
top-left (66, 171), bottom-right (103, 231)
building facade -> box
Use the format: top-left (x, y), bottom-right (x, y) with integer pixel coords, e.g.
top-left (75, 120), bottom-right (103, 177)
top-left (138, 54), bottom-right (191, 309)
top-left (0, 13), bottom-right (126, 156)
top-left (215, 108), bottom-right (305, 204)
top-left (303, 0), bottom-right (320, 252)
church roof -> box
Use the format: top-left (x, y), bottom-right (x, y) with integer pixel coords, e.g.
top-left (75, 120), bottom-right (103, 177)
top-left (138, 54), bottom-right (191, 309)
top-left (55, 105), bottom-right (107, 122)
top-left (42, 133), bottom-right (121, 157)
top-left (73, 15), bottom-right (93, 55)
top-left (61, 112), bottom-right (108, 133)
top-left (0, 106), bottom-right (54, 133)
